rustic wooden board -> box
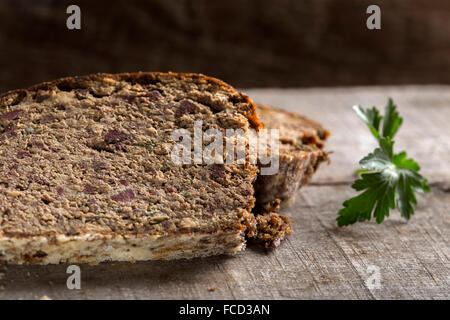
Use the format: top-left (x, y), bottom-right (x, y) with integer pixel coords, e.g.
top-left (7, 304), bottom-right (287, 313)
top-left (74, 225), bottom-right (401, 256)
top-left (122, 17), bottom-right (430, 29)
top-left (0, 86), bottom-right (449, 300)
top-left (3, 1), bottom-right (450, 91)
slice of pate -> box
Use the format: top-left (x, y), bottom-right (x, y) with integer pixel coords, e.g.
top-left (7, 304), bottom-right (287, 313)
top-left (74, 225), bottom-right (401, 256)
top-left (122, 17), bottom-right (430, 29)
top-left (0, 72), bottom-right (262, 264)
top-left (254, 104), bottom-right (329, 208)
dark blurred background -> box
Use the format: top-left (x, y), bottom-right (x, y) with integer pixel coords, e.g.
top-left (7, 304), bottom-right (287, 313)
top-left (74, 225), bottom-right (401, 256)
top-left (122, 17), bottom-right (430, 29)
top-left (1, 0), bottom-right (450, 92)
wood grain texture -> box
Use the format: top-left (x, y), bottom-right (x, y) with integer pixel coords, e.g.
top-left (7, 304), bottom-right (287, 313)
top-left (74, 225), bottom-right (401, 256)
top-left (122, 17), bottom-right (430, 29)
top-left (0, 86), bottom-right (449, 300)
top-left (2, 0), bottom-right (450, 91)
top-left (246, 85), bottom-right (450, 184)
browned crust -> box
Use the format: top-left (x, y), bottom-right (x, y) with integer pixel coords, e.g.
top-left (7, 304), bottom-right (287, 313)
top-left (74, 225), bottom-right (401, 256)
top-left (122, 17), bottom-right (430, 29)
top-left (0, 72), bottom-right (263, 130)
top-left (254, 104), bottom-right (330, 207)
top-left (256, 103), bottom-right (330, 145)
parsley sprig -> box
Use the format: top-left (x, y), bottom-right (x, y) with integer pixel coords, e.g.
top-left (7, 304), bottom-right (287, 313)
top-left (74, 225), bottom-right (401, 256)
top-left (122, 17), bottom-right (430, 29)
top-left (337, 99), bottom-right (430, 227)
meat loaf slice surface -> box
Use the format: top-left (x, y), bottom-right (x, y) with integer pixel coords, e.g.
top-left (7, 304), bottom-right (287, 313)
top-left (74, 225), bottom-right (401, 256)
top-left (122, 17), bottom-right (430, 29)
top-left (254, 104), bottom-right (329, 208)
top-left (0, 72), bottom-right (262, 264)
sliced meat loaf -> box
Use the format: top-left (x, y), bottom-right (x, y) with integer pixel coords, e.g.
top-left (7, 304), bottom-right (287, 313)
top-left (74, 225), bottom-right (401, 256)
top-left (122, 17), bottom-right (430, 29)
top-left (254, 104), bottom-right (329, 208)
top-left (0, 72), bottom-right (262, 264)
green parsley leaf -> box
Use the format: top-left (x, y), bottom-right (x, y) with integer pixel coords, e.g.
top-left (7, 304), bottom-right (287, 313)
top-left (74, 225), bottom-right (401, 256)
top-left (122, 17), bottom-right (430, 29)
top-left (353, 98), bottom-right (403, 141)
top-left (353, 105), bottom-right (382, 139)
top-left (337, 99), bottom-right (429, 227)
top-left (382, 98), bottom-right (403, 139)
top-left (337, 171), bottom-right (396, 226)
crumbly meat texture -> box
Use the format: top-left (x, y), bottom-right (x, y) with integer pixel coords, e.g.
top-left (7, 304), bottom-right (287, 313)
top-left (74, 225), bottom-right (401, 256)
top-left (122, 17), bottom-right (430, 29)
top-left (254, 104), bottom-right (329, 208)
top-left (0, 72), bottom-right (262, 264)
top-left (250, 211), bottom-right (292, 249)
top-left (248, 198), bottom-right (291, 249)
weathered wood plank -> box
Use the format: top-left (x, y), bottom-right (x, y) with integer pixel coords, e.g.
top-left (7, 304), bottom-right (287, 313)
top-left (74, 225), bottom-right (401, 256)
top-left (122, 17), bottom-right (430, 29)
top-left (0, 185), bottom-right (447, 300)
top-left (245, 85), bottom-right (450, 184)
top-left (0, 86), bottom-right (449, 299)
top-left (3, 1), bottom-right (450, 91)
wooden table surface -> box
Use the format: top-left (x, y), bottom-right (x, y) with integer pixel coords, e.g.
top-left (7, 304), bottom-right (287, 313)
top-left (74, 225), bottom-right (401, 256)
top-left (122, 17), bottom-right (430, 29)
top-left (0, 86), bottom-right (449, 300)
